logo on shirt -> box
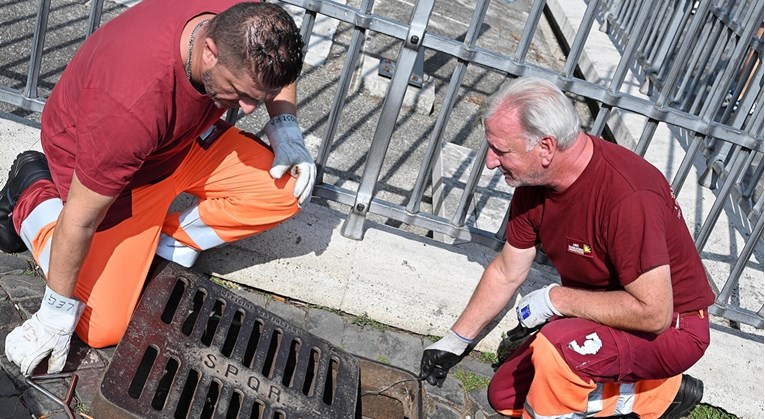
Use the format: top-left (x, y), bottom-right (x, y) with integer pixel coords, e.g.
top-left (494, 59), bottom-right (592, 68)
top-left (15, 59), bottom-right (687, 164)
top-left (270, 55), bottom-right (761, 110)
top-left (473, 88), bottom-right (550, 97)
top-left (567, 238), bottom-right (593, 258)
top-left (670, 186), bottom-right (683, 219)
top-left (568, 332), bottom-right (602, 355)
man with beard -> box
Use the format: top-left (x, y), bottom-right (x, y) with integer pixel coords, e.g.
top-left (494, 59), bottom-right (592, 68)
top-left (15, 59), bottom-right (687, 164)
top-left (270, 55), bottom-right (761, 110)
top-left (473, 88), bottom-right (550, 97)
top-left (2, 0), bottom-right (314, 375)
top-left (419, 77), bottom-right (713, 418)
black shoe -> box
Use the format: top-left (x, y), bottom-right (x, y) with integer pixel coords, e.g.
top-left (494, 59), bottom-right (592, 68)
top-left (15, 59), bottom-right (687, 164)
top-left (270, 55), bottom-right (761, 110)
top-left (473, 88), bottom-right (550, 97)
top-left (0, 151), bottom-right (52, 253)
top-left (659, 374), bottom-right (704, 419)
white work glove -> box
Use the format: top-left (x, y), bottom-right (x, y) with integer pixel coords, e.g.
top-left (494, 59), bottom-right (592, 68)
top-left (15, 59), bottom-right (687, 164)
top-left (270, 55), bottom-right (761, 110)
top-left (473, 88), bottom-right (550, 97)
top-left (262, 114), bottom-right (316, 207)
top-left (516, 283), bottom-right (562, 329)
top-left (419, 329), bottom-right (473, 387)
top-left (5, 286), bottom-right (84, 375)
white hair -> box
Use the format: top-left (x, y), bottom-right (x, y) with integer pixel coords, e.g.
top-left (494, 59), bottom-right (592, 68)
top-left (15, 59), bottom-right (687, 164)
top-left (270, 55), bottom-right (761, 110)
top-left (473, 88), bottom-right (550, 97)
top-left (483, 77), bottom-right (581, 150)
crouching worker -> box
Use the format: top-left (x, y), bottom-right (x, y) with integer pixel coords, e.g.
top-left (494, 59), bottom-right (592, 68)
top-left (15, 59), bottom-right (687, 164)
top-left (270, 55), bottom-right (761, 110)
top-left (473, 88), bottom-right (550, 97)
top-left (419, 77), bottom-right (713, 418)
top-left (3, 0), bottom-right (316, 375)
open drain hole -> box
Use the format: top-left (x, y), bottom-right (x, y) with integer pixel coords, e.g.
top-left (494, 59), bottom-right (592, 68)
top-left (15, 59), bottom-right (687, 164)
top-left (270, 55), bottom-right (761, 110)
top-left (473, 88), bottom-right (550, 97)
top-left (129, 345), bottom-right (158, 399)
top-left (262, 329), bottom-right (282, 378)
top-left (151, 357), bottom-right (179, 410)
top-left (181, 289), bottom-right (207, 336)
top-left (243, 320), bottom-right (264, 368)
top-left (282, 338), bottom-right (301, 388)
top-left (202, 299), bottom-right (226, 346)
top-left (174, 369), bottom-right (200, 418)
top-left (225, 390), bottom-right (243, 419)
top-left (161, 278), bottom-right (187, 324)
top-left (360, 394), bottom-right (408, 419)
top-left (222, 310), bottom-right (245, 356)
top-left (302, 348), bottom-right (319, 396)
top-left (323, 357), bottom-right (339, 405)
top-left (200, 380), bottom-right (221, 419)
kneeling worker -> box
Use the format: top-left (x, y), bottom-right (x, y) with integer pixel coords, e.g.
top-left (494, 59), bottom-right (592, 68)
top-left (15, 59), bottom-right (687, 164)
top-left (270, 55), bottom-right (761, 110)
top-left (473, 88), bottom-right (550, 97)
top-left (420, 77), bottom-right (713, 418)
top-left (3, 0), bottom-right (315, 375)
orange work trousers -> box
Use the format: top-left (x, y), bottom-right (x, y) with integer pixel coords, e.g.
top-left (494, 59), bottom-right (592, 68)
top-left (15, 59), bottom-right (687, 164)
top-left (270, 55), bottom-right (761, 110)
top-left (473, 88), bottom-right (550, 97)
top-left (15, 125), bottom-right (299, 348)
top-left (488, 314), bottom-right (709, 418)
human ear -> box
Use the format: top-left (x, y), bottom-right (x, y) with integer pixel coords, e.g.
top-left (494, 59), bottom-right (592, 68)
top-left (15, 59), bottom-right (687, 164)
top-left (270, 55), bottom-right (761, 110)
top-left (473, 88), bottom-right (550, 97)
top-left (539, 135), bottom-right (556, 165)
top-left (203, 38), bottom-right (219, 66)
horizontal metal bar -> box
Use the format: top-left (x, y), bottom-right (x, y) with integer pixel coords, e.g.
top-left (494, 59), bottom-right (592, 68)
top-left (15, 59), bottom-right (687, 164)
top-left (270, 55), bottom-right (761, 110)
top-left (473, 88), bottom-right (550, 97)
top-left (314, 184), bottom-right (504, 251)
top-left (708, 303), bottom-right (764, 329)
top-left (0, 86), bottom-right (46, 113)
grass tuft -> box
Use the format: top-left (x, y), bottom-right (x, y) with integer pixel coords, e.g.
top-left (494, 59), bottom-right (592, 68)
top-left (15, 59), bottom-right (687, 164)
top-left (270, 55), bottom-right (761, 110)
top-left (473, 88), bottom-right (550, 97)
top-left (352, 312), bottom-right (386, 331)
top-left (452, 368), bottom-right (490, 392)
top-left (689, 403), bottom-right (738, 419)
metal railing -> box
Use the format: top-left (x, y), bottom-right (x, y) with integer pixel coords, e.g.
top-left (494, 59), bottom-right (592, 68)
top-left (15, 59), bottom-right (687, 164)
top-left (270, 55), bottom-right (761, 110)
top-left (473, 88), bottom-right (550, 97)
top-left (593, 0), bottom-right (763, 327)
top-left (0, 0), bottom-right (762, 328)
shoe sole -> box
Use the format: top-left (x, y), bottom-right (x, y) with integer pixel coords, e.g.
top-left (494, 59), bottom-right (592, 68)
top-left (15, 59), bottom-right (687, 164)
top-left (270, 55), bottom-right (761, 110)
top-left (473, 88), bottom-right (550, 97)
top-left (0, 151), bottom-right (52, 253)
top-left (660, 375), bottom-right (704, 419)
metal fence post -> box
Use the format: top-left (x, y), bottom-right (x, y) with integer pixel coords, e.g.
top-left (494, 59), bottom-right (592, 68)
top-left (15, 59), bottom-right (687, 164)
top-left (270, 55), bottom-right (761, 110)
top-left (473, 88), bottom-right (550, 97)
top-left (22, 0), bottom-right (52, 102)
top-left (341, 0), bottom-right (435, 240)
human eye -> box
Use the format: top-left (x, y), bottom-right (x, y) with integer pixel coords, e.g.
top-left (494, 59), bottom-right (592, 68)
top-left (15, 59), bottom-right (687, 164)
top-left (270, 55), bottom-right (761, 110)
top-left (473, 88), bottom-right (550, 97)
top-left (490, 144), bottom-right (508, 156)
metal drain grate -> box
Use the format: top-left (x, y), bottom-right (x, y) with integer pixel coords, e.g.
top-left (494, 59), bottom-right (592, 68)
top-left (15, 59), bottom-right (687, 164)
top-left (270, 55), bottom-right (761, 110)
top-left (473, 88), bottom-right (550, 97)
top-left (92, 261), bottom-right (359, 418)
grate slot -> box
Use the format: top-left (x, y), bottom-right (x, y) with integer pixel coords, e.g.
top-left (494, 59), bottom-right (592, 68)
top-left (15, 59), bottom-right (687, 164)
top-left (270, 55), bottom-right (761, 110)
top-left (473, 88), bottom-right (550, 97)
top-left (151, 357), bottom-right (179, 411)
top-left (201, 299), bottom-right (226, 347)
top-left (226, 389), bottom-right (243, 419)
top-left (250, 399), bottom-right (266, 419)
top-left (128, 345), bottom-right (158, 400)
top-left (323, 357), bottom-right (339, 405)
top-left (212, 384), bottom-right (236, 419)
top-left (181, 289), bottom-right (207, 336)
top-left (261, 329), bottom-right (283, 379)
top-left (174, 368), bottom-right (200, 419)
top-left (161, 278), bottom-right (187, 324)
top-left (199, 379), bottom-right (221, 419)
top-left (222, 309), bottom-right (245, 357)
top-left (281, 338), bottom-right (301, 388)
top-left (242, 319), bottom-right (264, 368)
top-left (302, 347), bottom-right (320, 397)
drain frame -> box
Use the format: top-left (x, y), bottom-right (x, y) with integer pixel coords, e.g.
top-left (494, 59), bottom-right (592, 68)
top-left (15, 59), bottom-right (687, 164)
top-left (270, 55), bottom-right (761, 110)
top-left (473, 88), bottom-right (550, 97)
top-left (92, 261), bottom-right (359, 418)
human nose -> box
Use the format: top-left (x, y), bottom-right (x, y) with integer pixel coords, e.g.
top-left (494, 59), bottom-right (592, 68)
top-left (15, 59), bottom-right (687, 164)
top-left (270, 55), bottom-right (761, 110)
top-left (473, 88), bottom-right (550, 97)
top-left (238, 99), bottom-right (260, 115)
top-left (485, 148), bottom-right (499, 169)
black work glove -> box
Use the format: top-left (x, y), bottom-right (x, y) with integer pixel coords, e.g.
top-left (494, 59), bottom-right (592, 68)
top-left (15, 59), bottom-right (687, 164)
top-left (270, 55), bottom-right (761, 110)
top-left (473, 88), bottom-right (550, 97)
top-left (419, 330), bottom-right (474, 387)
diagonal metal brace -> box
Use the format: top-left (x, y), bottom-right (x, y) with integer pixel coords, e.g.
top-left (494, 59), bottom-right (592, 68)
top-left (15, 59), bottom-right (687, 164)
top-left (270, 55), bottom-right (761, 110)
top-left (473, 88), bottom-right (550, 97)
top-left (25, 372), bottom-right (79, 419)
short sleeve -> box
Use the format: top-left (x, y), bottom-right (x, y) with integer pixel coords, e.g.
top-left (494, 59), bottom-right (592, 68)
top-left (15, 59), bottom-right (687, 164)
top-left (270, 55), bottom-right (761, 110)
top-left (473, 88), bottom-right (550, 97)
top-left (605, 190), bottom-right (671, 285)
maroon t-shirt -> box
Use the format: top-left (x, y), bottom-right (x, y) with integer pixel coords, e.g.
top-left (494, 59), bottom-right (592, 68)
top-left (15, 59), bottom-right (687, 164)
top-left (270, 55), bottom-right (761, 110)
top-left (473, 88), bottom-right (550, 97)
top-left (506, 136), bottom-right (714, 313)
top-left (40, 0), bottom-right (247, 199)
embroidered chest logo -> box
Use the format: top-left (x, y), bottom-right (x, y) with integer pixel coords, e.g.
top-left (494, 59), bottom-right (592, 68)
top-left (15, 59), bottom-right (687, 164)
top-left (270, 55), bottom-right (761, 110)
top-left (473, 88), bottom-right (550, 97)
top-left (567, 238), bottom-right (593, 258)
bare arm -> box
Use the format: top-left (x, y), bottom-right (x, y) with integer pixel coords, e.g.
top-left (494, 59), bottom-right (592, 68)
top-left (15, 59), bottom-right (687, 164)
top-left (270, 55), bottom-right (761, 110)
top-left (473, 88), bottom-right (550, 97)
top-left (265, 82), bottom-right (298, 117)
top-left (451, 243), bottom-right (537, 340)
top-left (46, 173), bottom-right (116, 298)
top-left (550, 265), bottom-right (674, 333)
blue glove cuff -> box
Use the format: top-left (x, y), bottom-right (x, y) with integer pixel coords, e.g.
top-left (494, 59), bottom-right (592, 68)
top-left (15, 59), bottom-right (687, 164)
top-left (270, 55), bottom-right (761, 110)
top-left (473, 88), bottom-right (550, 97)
top-left (451, 329), bottom-right (475, 344)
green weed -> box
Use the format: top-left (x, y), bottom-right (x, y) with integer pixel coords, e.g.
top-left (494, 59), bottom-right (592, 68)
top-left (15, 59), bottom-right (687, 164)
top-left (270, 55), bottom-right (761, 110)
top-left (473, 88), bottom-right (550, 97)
top-left (452, 368), bottom-right (490, 392)
top-left (689, 403), bottom-right (738, 419)
top-left (352, 312), bottom-right (386, 331)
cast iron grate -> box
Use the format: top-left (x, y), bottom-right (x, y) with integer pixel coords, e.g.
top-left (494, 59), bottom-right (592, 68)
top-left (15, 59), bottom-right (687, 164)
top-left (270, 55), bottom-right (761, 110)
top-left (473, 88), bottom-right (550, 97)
top-left (93, 261), bottom-right (359, 418)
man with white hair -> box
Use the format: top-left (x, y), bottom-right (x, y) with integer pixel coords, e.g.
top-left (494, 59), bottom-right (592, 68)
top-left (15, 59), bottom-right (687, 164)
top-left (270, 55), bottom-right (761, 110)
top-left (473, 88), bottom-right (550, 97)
top-left (420, 77), bottom-right (713, 418)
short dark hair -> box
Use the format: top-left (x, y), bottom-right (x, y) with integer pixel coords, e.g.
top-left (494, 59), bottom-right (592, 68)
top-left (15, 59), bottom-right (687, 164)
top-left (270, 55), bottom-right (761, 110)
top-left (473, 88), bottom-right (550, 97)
top-left (207, 2), bottom-right (305, 89)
